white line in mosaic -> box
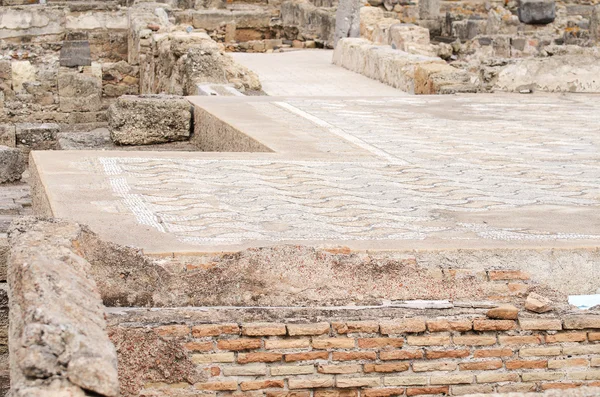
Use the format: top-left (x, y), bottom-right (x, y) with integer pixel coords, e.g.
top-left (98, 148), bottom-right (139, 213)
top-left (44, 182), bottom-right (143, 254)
top-left (274, 102), bottom-right (408, 165)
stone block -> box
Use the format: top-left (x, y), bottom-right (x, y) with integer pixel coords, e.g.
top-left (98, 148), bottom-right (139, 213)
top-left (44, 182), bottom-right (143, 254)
top-left (11, 60), bottom-right (36, 93)
top-left (518, 0), bottom-right (556, 24)
top-left (413, 62), bottom-right (474, 95)
top-left (389, 24), bottom-right (430, 51)
top-left (0, 125), bottom-right (15, 148)
top-left (108, 95), bottom-right (192, 145)
top-left (15, 123), bottom-right (59, 151)
top-left (0, 7), bottom-right (65, 40)
top-left (591, 5), bottom-right (600, 41)
top-left (334, 0), bottom-right (361, 47)
top-left (191, 10), bottom-right (270, 31)
top-left (60, 40), bottom-right (92, 67)
top-left (58, 70), bottom-right (102, 112)
top-left (0, 146), bottom-right (25, 184)
top-left (419, 0), bottom-right (440, 19)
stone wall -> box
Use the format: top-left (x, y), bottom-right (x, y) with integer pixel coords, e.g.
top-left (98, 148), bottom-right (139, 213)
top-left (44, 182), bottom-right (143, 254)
top-left (109, 307), bottom-right (600, 397)
top-left (333, 38), bottom-right (475, 94)
top-left (0, 4), bottom-right (131, 130)
top-left (7, 217), bottom-right (119, 396)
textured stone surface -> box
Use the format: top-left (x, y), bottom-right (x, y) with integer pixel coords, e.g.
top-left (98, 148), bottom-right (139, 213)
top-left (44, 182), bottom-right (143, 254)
top-left (0, 146), bottom-right (25, 184)
top-left (59, 40), bottom-right (92, 67)
top-left (108, 95), bottom-right (192, 145)
top-left (334, 0), bottom-right (362, 47)
top-left (15, 123), bottom-right (59, 151)
top-left (518, 0), bottom-right (556, 24)
top-left (58, 69), bottom-right (103, 112)
top-left (0, 125), bottom-right (15, 148)
top-left (7, 217), bottom-right (119, 396)
top-left (525, 292), bottom-right (553, 313)
top-left (494, 50), bottom-right (600, 93)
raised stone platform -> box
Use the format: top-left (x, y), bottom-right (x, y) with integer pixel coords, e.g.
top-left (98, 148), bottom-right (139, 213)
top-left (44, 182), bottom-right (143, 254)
top-left (31, 94), bottom-right (600, 255)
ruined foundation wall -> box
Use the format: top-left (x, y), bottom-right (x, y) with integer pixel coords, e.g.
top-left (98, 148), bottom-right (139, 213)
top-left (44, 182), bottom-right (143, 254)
top-left (109, 308), bottom-right (600, 397)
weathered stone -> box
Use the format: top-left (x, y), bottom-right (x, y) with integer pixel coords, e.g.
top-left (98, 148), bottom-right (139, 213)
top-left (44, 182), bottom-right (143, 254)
top-left (0, 125), bottom-right (16, 148)
top-left (58, 70), bottom-right (102, 112)
top-left (419, 0), bottom-right (440, 20)
top-left (8, 217), bottom-right (119, 396)
top-left (518, 0), bottom-right (556, 24)
top-left (108, 95), bottom-right (192, 145)
top-left (487, 304), bottom-right (519, 320)
top-left (334, 0), bottom-right (362, 47)
top-left (592, 5), bottom-right (600, 41)
top-left (15, 123), bottom-right (59, 151)
top-left (59, 40), bottom-right (92, 68)
top-left (525, 292), bottom-right (553, 313)
top-left (11, 61), bottom-right (36, 93)
top-left (389, 24), bottom-right (430, 51)
top-left (0, 146), bottom-right (25, 184)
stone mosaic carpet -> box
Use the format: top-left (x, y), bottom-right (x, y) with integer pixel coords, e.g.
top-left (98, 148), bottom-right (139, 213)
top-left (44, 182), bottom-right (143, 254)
top-left (32, 94), bottom-right (600, 253)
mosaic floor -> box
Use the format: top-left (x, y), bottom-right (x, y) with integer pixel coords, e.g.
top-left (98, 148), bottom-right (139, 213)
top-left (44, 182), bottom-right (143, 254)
top-left (33, 94), bottom-right (600, 253)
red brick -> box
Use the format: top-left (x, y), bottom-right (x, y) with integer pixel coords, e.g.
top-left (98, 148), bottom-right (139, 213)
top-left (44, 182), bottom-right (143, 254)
top-left (313, 338), bottom-right (355, 349)
top-left (546, 332), bottom-right (586, 343)
top-left (218, 339), bottom-right (262, 351)
top-left (380, 319), bottom-right (426, 334)
top-left (548, 358), bottom-right (589, 369)
top-left (406, 335), bottom-right (450, 346)
top-left (453, 335), bottom-right (496, 346)
top-left (358, 338), bottom-right (404, 349)
top-left (380, 350), bottom-right (423, 361)
top-left (426, 319), bottom-right (472, 332)
top-left (362, 388), bottom-right (405, 397)
top-left (498, 335), bottom-right (543, 345)
top-left (242, 323), bottom-right (286, 336)
top-left (425, 349), bottom-right (469, 359)
top-left (193, 324), bottom-right (240, 337)
top-left (238, 353), bottom-right (282, 364)
top-left (507, 283), bottom-right (530, 295)
top-left (333, 321), bottom-right (380, 334)
top-left (589, 332), bottom-right (600, 341)
top-left (267, 393), bottom-right (310, 397)
top-left (364, 363), bottom-right (410, 373)
top-left (288, 323), bottom-right (330, 336)
top-left (315, 390), bottom-right (359, 397)
top-left (459, 360), bottom-right (502, 371)
top-left (241, 380), bottom-right (284, 391)
top-left (473, 319), bottom-right (516, 331)
top-left (285, 351), bottom-right (329, 362)
top-left (333, 351), bottom-right (377, 361)
top-left (184, 341), bottom-right (213, 352)
top-left (489, 270), bottom-right (530, 280)
top-left (505, 359), bottom-right (547, 369)
top-left (406, 386), bottom-right (449, 396)
top-left (474, 348), bottom-right (513, 358)
top-left (318, 364), bottom-right (361, 374)
top-left (540, 383), bottom-right (582, 390)
top-left (196, 381), bottom-right (238, 391)
top-left (154, 325), bottom-right (190, 338)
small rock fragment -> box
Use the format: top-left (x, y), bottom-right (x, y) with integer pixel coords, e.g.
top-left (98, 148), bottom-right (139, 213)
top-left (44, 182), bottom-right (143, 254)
top-left (525, 292), bottom-right (553, 313)
top-left (0, 146), bottom-right (25, 184)
top-left (487, 304), bottom-right (519, 320)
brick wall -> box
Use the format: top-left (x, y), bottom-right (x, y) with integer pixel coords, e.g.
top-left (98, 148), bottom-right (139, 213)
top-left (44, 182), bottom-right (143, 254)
top-left (115, 314), bottom-right (600, 396)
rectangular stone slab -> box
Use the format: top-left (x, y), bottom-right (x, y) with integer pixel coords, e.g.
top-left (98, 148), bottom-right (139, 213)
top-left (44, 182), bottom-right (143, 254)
top-left (59, 40), bottom-right (92, 67)
top-left (31, 94), bottom-right (600, 255)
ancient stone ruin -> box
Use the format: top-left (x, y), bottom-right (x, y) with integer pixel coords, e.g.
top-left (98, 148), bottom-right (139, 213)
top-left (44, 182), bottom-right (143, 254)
top-left (1, 0), bottom-right (600, 396)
